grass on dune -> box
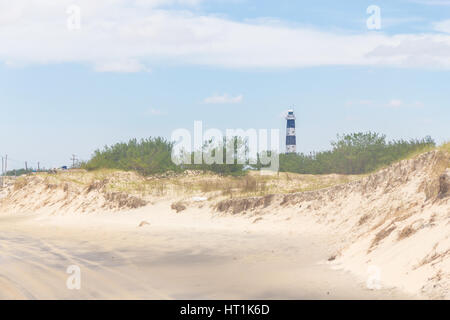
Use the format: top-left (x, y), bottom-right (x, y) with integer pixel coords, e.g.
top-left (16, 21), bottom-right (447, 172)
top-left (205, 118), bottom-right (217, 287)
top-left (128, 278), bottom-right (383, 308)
top-left (28, 169), bottom-right (361, 199)
top-left (440, 142), bottom-right (450, 153)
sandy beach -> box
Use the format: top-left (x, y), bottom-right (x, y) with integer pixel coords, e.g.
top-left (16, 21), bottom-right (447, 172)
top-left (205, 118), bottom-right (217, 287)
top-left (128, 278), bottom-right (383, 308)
top-left (0, 208), bottom-right (410, 300)
top-left (0, 150), bottom-right (448, 300)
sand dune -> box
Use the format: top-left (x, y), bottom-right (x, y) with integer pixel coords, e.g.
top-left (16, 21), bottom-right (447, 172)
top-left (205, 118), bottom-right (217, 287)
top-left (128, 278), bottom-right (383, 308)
top-left (214, 151), bottom-right (450, 299)
top-left (0, 150), bottom-right (448, 299)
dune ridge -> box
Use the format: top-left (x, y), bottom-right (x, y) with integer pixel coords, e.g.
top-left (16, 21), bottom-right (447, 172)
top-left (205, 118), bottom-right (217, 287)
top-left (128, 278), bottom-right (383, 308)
top-left (215, 151), bottom-right (450, 298)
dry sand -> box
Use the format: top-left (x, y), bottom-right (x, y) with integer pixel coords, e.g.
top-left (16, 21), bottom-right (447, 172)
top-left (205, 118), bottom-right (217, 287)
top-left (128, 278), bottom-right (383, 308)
top-left (0, 207), bottom-right (409, 300)
top-left (0, 150), bottom-right (448, 299)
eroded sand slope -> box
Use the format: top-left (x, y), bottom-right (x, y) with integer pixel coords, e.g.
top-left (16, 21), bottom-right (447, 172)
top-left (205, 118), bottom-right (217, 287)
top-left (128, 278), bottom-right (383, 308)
top-left (215, 151), bottom-right (450, 299)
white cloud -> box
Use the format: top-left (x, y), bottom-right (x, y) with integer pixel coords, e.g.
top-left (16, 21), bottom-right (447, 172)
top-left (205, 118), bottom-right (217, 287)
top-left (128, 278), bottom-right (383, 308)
top-left (387, 99), bottom-right (425, 108)
top-left (133, 0), bottom-right (204, 7)
top-left (388, 99), bottom-right (403, 108)
top-left (1, 1), bottom-right (450, 71)
top-left (146, 108), bottom-right (166, 115)
top-left (434, 20), bottom-right (450, 33)
top-left (410, 0), bottom-right (450, 5)
top-left (365, 36), bottom-right (450, 68)
top-left (204, 94), bottom-right (243, 104)
top-left (94, 59), bottom-right (150, 73)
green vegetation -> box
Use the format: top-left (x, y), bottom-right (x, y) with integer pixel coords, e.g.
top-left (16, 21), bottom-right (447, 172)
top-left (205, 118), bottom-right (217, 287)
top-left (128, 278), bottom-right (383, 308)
top-left (5, 168), bottom-right (36, 176)
top-left (183, 136), bottom-right (247, 176)
top-left (279, 132), bottom-right (435, 175)
top-left (81, 132), bottom-right (436, 177)
top-left (82, 137), bottom-right (180, 175)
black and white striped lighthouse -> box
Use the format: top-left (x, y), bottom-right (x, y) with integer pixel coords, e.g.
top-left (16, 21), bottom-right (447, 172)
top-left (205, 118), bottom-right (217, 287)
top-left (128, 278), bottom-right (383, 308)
top-left (285, 109), bottom-right (296, 154)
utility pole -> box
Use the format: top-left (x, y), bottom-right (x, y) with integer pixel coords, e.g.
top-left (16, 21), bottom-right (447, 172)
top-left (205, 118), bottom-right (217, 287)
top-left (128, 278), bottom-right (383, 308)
top-left (38, 162), bottom-right (40, 171)
top-left (1, 155), bottom-right (7, 187)
top-left (25, 161), bottom-right (28, 171)
top-left (4, 155), bottom-right (7, 185)
top-left (71, 154), bottom-right (78, 168)
top-left (1, 156), bottom-right (4, 188)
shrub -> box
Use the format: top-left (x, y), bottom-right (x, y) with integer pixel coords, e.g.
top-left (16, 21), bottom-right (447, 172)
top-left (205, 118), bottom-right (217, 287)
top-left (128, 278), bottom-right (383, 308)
top-left (83, 137), bottom-right (179, 176)
top-left (278, 132), bottom-right (435, 175)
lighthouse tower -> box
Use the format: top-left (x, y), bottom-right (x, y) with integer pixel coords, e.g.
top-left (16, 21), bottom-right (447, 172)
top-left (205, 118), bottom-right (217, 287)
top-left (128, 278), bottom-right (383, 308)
top-left (285, 109), bottom-right (296, 154)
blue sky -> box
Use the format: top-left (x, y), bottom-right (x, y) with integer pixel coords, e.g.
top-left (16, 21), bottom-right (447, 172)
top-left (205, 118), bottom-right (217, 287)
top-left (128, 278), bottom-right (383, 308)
top-left (0, 0), bottom-right (449, 169)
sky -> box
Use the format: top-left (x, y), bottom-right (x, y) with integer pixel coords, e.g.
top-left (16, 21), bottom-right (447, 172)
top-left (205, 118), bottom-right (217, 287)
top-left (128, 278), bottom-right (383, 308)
top-left (0, 0), bottom-right (449, 169)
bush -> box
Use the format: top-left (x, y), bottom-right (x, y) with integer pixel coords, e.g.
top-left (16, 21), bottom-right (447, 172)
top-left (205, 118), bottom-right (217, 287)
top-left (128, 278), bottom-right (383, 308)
top-left (82, 137), bottom-right (179, 175)
top-left (183, 136), bottom-right (247, 176)
top-left (278, 132), bottom-right (435, 175)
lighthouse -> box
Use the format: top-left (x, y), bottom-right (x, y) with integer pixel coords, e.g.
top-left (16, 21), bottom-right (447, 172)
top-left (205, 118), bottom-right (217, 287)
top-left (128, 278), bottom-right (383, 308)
top-left (285, 109), bottom-right (296, 154)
